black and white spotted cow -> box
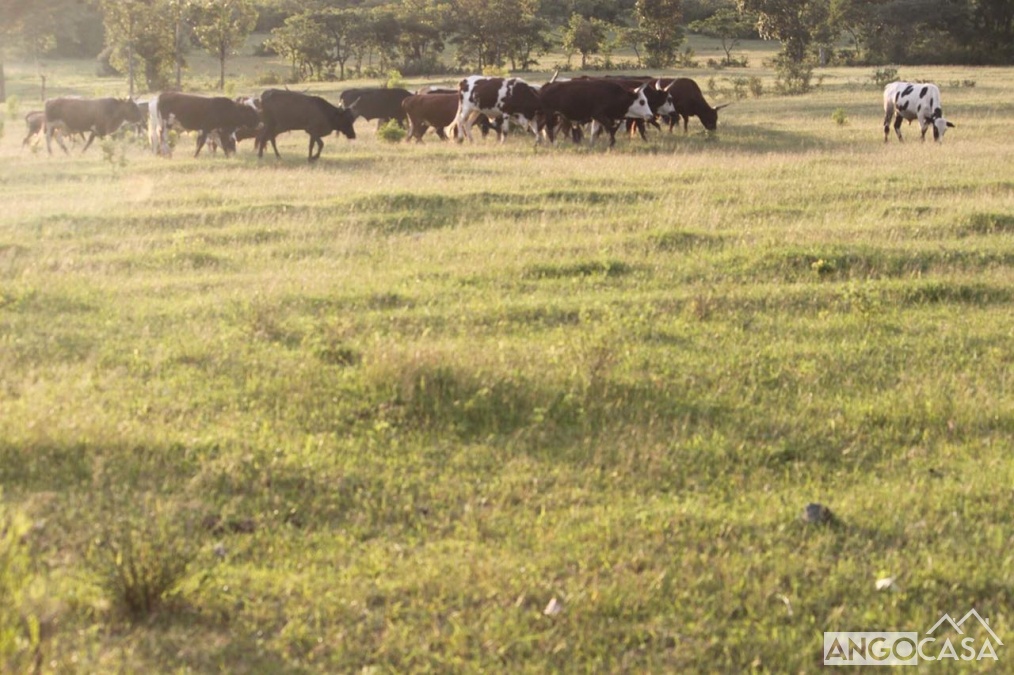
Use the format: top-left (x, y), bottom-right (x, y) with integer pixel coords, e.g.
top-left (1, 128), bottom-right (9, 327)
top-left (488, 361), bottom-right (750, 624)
top-left (883, 81), bottom-right (955, 143)
top-left (455, 76), bottom-right (542, 142)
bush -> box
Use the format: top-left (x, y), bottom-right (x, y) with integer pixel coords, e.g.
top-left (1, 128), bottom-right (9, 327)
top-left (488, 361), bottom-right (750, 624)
top-left (377, 119), bottom-right (407, 143)
top-left (871, 67), bottom-right (899, 88)
top-left (386, 69), bottom-right (406, 89)
top-left (256, 70), bottom-right (283, 86)
top-left (749, 76), bottom-right (763, 98)
top-left (831, 107), bottom-right (849, 126)
top-left (774, 57), bottom-right (816, 95)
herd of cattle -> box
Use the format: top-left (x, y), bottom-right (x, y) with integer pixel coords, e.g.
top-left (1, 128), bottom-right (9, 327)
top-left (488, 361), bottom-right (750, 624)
top-left (23, 75), bottom-right (956, 161)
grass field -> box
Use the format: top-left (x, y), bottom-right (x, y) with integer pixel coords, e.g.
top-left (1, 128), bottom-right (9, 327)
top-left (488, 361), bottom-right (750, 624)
top-left (1, 40), bottom-right (1013, 672)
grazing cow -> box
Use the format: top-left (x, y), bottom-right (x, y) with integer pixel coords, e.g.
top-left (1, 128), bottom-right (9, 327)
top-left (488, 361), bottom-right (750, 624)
top-left (43, 97), bottom-right (143, 155)
top-left (22, 111), bottom-right (45, 147)
top-left (256, 88), bottom-right (357, 162)
top-left (149, 92), bottom-right (260, 157)
top-left (654, 77), bottom-right (728, 132)
top-left (338, 88), bottom-right (412, 128)
top-left (402, 92), bottom-right (459, 142)
top-left (597, 77), bottom-right (676, 140)
top-left (883, 81), bottom-right (954, 142)
top-left (538, 79), bottom-right (654, 146)
top-left (455, 76), bottom-right (542, 142)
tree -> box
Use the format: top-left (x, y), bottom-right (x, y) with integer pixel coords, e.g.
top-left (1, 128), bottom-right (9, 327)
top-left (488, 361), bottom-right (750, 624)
top-left (562, 13), bottom-right (606, 68)
top-left (191, 0), bottom-right (258, 90)
top-left (266, 11), bottom-right (330, 80)
top-left (689, 6), bottom-right (755, 64)
top-left (636, 0), bottom-right (685, 67)
top-left (736, 0), bottom-right (829, 63)
top-left (101, 0), bottom-right (177, 94)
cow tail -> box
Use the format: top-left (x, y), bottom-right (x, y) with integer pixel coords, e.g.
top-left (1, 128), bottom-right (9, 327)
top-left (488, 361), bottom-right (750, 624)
top-left (149, 94), bottom-right (164, 156)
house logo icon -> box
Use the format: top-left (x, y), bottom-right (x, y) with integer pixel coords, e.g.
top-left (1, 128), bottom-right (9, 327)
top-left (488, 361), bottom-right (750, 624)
top-left (921, 609), bottom-right (1002, 662)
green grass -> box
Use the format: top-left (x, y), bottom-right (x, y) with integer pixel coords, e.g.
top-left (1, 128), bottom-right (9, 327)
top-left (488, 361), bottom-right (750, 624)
top-left (1, 50), bottom-right (1013, 672)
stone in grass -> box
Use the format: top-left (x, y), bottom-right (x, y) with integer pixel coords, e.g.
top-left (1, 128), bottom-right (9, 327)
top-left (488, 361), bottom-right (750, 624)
top-left (543, 597), bottom-right (563, 616)
top-left (803, 502), bottom-right (835, 525)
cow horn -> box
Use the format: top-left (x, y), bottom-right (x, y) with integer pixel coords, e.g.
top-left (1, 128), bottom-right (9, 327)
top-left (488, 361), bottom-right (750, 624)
top-left (714, 103), bottom-right (732, 111)
top-left (549, 69), bottom-right (560, 84)
top-left (347, 96), bottom-right (362, 113)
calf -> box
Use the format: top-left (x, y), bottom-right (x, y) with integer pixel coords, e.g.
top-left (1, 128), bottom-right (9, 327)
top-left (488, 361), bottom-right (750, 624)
top-left (883, 81), bottom-right (954, 142)
top-left (402, 92), bottom-right (458, 142)
top-left (44, 97), bottom-right (143, 154)
top-left (256, 89), bottom-right (357, 162)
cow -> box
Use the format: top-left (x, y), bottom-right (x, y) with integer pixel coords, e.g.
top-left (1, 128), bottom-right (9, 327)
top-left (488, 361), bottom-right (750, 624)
top-left (402, 92), bottom-right (459, 142)
top-left (537, 79), bottom-right (654, 146)
top-left (338, 87), bottom-right (412, 128)
top-left (256, 88), bottom-right (357, 162)
top-left (149, 92), bottom-right (260, 157)
top-left (589, 77), bottom-right (676, 140)
top-left (455, 76), bottom-right (542, 142)
top-left (654, 78), bottom-right (728, 133)
top-left (43, 97), bottom-right (143, 155)
top-left (883, 81), bottom-right (954, 142)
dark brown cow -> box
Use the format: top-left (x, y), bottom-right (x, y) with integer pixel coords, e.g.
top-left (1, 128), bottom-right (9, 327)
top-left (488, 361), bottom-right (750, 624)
top-left (150, 92), bottom-right (260, 157)
top-left (402, 92), bottom-right (458, 142)
top-left (455, 76), bottom-right (542, 142)
top-left (538, 79), bottom-right (654, 146)
top-left (44, 97), bottom-right (143, 155)
top-left (338, 88), bottom-right (412, 128)
top-left (654, 77), bottom-right (728, 132)
top-left (256, 89), bottom-right (357, 162)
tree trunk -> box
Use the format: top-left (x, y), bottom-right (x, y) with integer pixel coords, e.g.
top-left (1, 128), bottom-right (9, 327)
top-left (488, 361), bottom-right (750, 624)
top-left (128, 41), bottom-right (135, 97)
top-left (175, 19), bottom-right (183, 89)
top-left (219, 45), bottom-right (225, 90)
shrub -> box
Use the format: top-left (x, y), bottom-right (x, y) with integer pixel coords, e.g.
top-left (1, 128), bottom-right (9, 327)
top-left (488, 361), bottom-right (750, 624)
top-left (377, 119), bottom-right (407, 143)
top-left (256, 70), bottom-right (282, 86)
top-left (871, 67), bottom-right (899, 88)
top-left (831, 107), bottom-right (849, 126)
top-left (386, 69), bottom-right (406, 89)
top-left (749, 76), bottom-right (763, 98)
top-left (774, 57), bottom-right (816, 95)
top-left (5, 95), bottom-right (19, 119)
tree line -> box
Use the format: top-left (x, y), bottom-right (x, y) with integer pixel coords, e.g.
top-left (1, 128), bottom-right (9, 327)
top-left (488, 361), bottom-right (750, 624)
top-left (0, 0), bottom-right (1011, 102)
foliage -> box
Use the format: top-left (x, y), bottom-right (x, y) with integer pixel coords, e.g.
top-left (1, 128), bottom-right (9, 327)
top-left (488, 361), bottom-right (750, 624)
top-left (736, 0), bottom-right (829, 64)
top-left (191, 0), bottom-right (258, 90)
top-left (376, 119), bottom-right (407, 143)
top-left (690, 6), bottom-right (756, 65)
top-left (831, 106), bottom-right (848, 125)
top-left (562, 14), bottom-right (608, 69)
top-left (636, 0), bottom-right (685, 67)
top-left (0, 499), bottom-right (41, 672)
top-left (870, 66), bottom-right (899, 87)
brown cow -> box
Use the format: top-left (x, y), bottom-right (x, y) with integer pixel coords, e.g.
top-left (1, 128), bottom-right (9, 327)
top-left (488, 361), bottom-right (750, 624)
top-left (150, 92), bottom-right (261, 157)
top-left (44, 97), bottom-right (143, 155)
top-left (256, 89), bottom-right (357, 162)
top-left (402, 92), bottom-right (458, 142)
top-left (654, 77), bottom-right (728, 132)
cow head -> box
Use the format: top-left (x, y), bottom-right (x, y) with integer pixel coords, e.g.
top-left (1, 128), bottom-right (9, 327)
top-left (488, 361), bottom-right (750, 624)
top-left (625, 83), bottom-right (654, 120)
top-left (931, 109), bottom-right (955, 141)
top-left (120, 98), bottom-right (144, 125)
top-left (700, 103), bottom-right (730, 131)
top-left (331, 102), bottom-right (357, 140)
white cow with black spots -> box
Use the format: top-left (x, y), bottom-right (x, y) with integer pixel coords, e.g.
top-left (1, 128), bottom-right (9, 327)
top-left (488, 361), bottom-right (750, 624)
top-left (883, 81), bottom-right (955, 143)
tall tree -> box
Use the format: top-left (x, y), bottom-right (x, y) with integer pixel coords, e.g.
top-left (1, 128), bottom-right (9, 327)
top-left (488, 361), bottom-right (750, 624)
top-left (736, 0), bottom-right (830, 63)
top-left (192, 0), bottom-right (258, 90)
top-left (636, 0), bottom-right (685, 67)
top-left (101, 0), bottom-right (176, 94)
top-left (689, 6), bottom-right (756, 64)
top-left (562, 13), bottom-right (606, 68)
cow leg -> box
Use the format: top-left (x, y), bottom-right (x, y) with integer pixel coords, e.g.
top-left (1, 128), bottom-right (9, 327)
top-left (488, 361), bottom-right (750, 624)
top-left (893, 114), bottom-right (904, 142)
top-left (683, 115), bottom-right (690, 134)
top-left (883, 106), bottom-right (894, 142)
top-left (270, 137), bottom-right (281, 158)
top-left (194, 131), bottom-right (208, 158)
top-left (81, 131), bottom-right (99, 153)
top-left (307, 136), bottom-right (316, 162)
top-left (315, 137), bottom-right (324, 159)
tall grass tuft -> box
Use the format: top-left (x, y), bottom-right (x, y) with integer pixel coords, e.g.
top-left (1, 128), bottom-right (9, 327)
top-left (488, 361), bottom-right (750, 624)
top-left (0, 498), bottom-right (42, 673)
top-left (87, 495), bottom-right (198, 621)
